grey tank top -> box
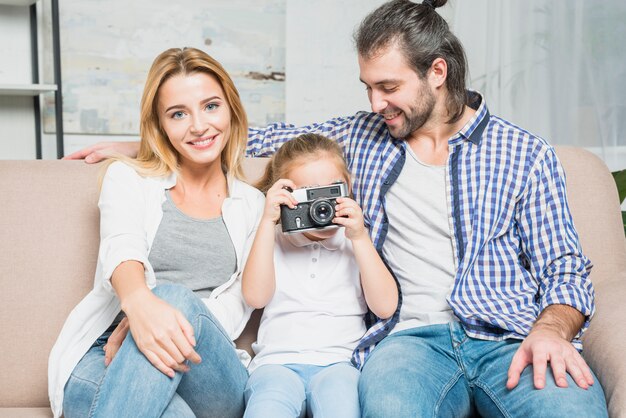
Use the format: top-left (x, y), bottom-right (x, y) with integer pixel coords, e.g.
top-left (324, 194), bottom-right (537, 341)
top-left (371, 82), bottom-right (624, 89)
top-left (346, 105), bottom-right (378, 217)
top-left (149, 190), bottom-right (237, 298)
top-left (110, 190), bottom-right (236, 328)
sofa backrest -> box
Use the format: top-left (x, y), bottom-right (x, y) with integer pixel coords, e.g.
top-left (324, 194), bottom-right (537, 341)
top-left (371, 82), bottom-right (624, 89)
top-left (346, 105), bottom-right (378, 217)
top-left (555, 147), bottom-right (626, 282)
top-left (0, 148), bottom-right (624, 408)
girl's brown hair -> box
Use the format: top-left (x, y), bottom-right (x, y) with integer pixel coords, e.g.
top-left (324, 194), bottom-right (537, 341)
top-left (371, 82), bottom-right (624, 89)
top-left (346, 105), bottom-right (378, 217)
top-left (256, 133), bottom-right (350, 193)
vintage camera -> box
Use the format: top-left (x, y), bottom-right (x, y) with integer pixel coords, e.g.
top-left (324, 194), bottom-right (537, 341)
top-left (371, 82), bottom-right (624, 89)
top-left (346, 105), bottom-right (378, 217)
top-left (280, 182), bottom-right (349, 234)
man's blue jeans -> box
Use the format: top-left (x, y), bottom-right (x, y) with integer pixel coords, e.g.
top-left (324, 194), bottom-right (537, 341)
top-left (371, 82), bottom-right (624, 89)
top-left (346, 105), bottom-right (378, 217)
top-left (359, 322), bottom-right (608, 418)
top-left (244, 362), bottom-right (360, 418)
top-left (63, 284), bottom-right (249, 418)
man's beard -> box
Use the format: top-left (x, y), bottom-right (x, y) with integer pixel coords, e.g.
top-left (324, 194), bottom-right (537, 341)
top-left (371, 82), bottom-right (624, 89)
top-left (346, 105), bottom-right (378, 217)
top-left (389, 87), bottom-right (436, 139)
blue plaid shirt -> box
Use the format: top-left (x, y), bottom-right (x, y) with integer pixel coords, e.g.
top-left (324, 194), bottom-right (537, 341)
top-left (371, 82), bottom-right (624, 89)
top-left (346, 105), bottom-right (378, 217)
top-left (246, 91), bottom-right (595, 369)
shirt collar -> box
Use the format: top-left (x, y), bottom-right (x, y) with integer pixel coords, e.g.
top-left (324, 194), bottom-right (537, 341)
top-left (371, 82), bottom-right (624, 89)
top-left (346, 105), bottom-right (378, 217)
top-left (450, 90), bottom-right (490, 146)
top-left (284, 226), bottom-right (345, 250)
top-left (157, 171), bottom-right (246, 200)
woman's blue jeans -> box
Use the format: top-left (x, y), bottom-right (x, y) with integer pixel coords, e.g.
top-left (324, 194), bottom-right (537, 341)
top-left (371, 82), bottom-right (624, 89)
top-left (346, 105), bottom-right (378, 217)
top-left (63, 284), bottom-right (249, 418)
top-left (244, 362), bottom-right (360, 418)
top-left (359, 322), bottom-right (608, 418)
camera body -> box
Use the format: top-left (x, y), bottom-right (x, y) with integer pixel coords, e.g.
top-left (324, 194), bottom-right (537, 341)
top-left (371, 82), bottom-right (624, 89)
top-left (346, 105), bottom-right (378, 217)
top-left (280, 182), bottom-right (349, 234)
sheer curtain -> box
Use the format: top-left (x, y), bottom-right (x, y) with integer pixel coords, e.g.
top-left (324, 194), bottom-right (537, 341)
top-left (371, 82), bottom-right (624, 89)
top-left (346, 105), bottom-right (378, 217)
top-left (447, 0), bottom-right (626, 172)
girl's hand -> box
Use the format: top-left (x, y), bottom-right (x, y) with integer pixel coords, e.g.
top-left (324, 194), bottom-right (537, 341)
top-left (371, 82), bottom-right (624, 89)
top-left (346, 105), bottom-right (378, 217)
top-left (122, 289), bottom-right (201, 378)
top-left (103, 317), bottom-right (129, 366)
top-left (262, 179), bottom-right (299, 224)
top-left (333, 197), bottom-right (368, 241)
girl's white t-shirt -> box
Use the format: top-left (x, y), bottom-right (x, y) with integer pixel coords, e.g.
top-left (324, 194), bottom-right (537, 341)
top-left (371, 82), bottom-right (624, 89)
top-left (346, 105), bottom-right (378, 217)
top-left (248, 225), bottom-right (367, 372)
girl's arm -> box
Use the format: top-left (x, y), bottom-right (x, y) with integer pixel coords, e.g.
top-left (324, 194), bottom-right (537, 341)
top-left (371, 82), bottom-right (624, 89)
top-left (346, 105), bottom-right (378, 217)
top-left (242, 179), bottom-right (298, 309)
top-left (333, 197), bottom-right (398, 319)
top-left (241, 219), bottom-right (278, 309)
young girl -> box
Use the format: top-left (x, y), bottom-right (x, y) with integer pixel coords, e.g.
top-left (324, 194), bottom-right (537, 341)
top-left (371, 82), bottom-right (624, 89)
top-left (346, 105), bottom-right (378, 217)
top-left (241, 133), bottom-right (398, 418)
top-left (48, 48), bottom-right (263, 418)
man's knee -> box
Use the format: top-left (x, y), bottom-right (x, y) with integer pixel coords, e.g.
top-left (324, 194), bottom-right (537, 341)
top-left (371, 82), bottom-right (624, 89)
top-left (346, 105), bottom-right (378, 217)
top-left (475, 370), bottom-right (608, 418)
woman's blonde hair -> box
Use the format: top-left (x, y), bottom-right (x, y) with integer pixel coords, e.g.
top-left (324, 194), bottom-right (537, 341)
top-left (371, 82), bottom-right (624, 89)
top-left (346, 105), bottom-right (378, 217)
top-left (256, 133), bottom-right (351, 193)
top-left (107, 47), bottom-right (248, 180)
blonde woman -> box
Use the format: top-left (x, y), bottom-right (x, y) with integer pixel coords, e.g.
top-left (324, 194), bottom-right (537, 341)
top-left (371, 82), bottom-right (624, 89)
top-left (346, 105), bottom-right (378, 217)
top-left (48, 47), bottom-right (264, 418)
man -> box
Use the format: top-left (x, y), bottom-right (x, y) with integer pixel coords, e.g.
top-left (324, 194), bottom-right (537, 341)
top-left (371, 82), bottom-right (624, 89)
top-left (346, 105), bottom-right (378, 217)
top-left (69, 0), bottom-right (607, 416)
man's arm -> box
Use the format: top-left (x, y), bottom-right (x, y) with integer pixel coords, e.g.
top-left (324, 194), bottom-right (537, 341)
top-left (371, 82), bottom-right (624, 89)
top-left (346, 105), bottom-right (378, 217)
top-left (246, 114), bottom-right (360, 157)
top-left (507, 304), bottom-right (594, 390)
top-left (66, 113), bottom-right (362, 163)
top-left (63, 141), bottom-right (140, 162)
top-left (507, 147), bottom-right (595, 390)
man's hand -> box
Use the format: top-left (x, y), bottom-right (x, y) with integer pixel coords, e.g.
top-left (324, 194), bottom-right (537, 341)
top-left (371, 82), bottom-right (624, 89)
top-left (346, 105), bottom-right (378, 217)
top-left (63, 141), bottom-right (140, 163)
top-left (506, 305), bottom-right (594, 390)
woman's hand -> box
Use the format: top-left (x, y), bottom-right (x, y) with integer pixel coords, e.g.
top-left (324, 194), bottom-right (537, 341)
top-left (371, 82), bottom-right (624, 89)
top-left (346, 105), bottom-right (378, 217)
top-left (122, 288), bottom-right (201, 378)
top-left (63, 141), bottom-right (140, 163)
top-left (262, 179), bottom-right (298, 224)
top-left (332, 197), bottom-right (368, 241)
top-left (103, 317), bottom-right (129, 366)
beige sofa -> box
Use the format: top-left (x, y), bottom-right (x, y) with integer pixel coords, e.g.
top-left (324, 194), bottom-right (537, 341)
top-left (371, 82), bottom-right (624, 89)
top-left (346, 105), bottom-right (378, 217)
top-left (1, 147), bottom-right (625, 417)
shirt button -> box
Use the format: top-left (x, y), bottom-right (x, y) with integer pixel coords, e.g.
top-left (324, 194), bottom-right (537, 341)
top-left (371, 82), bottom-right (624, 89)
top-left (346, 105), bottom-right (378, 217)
top-left (313, 244), bottom-right (319, 250)
top-left (310, 274), bottom-right (316, 279)
top-left (312, 258), bottom-right (318, 263)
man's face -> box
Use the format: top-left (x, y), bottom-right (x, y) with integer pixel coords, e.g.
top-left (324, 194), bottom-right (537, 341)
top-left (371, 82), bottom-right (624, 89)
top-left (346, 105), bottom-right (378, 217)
top-left (359, 45), bottom-right (436, 139)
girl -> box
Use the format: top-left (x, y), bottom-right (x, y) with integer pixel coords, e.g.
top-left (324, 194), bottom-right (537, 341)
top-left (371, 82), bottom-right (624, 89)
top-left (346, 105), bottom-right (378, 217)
top-left (241, 133), bottom-right (398, 418)
top-left (48, 47), bottom-right (264, 418)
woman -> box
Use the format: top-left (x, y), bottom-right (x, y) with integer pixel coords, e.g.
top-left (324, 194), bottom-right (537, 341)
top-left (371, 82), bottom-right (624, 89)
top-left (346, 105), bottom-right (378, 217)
top-left (48, 47), bottom-right (264, 418)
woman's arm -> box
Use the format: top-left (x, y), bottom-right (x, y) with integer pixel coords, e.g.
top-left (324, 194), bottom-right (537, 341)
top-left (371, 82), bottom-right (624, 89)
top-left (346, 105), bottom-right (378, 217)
top-left (111, 260), bottom-right (201, 378)
top-left (98, 162), bottom-right (199, 375)
top-left (333, 197), bottom-right (398, 319)
top-left (242, 179), bottom-right (298, 309)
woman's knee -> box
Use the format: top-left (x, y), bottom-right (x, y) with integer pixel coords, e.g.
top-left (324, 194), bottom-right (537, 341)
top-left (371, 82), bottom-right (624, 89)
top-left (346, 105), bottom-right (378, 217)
top-left (152, 284), bottom-right (205, 317)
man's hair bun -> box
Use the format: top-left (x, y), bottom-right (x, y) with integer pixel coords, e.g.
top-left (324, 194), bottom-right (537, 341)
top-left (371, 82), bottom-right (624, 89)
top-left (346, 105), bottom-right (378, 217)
top-left (422, 0), bottom-right (447, 9)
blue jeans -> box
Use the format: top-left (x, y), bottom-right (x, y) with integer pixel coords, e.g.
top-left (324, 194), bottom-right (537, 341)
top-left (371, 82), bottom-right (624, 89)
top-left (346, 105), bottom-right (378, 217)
top-left (244, 362), bottom-right (360, 418)
top-left (63, 284), bottom-right (249, 418)
top-left (359, 322), bottom-right (608, 418)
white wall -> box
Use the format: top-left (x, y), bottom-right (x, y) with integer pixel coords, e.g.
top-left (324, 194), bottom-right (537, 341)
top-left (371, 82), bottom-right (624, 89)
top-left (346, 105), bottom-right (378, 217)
top-left (45, 1), bottom-right (387, 158)
top-left (56, 0), bottom-right (387, 158)
top-left (2, 0), bottom-right (626, 180)
top-left (285, 0), bottom-right (385, 125)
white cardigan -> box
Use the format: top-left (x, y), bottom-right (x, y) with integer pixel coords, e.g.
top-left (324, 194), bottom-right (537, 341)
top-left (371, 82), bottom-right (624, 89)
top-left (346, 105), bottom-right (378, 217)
top-left (48, 162), bottom-right (264, 418)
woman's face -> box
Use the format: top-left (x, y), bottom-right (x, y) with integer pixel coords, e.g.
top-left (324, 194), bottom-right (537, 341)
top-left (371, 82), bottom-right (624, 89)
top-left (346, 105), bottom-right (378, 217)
top-left (157, 72), bottom-right (231, 169)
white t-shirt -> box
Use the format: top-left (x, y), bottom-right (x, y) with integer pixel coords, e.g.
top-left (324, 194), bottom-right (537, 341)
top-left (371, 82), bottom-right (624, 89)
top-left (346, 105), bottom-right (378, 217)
top-left (383, 145), bottom-right (458, 334)
top-left (248, 226), bottom-right (367, 371)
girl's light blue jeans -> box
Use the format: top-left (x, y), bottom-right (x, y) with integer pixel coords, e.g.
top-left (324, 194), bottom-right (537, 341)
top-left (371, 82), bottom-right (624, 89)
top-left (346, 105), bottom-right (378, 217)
top-left (63, 284), bottom-right (249, 418)
top-left (359, 322), bottom-right (608, 418)
top-left (244, 362), bottom-right (360, 418)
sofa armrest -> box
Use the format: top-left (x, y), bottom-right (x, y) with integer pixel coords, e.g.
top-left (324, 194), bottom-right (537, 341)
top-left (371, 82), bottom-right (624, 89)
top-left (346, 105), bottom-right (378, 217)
top-left (582, 270), bottom-right (626, 418)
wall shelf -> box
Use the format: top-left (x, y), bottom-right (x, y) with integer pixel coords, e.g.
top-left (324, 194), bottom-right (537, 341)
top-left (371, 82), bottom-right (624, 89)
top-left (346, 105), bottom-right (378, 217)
top-left (0, 0), bottom-right (38, 5)
top-left (0, 0), bottom-right (63, 158)
top-left (0, 83), bottom-right (57, 95)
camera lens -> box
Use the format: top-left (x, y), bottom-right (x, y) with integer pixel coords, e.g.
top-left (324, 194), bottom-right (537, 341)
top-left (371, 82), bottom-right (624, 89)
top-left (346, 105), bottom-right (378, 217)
top-left (309, 199), bottom-right (334, 226)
